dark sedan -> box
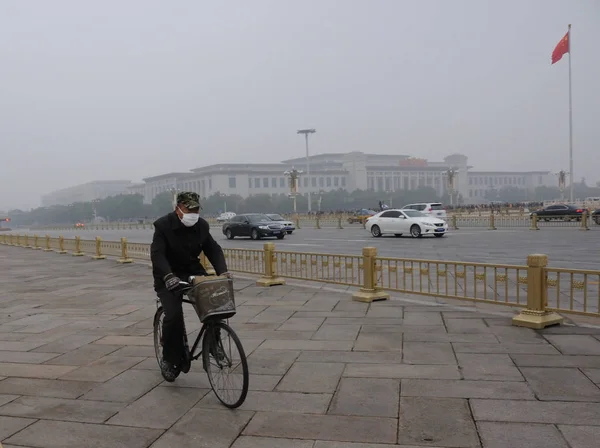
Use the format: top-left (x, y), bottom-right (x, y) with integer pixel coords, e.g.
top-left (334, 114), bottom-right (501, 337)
top-left (530, 205), bottom-right (587, 221)
top-left (592, 209), bottom-right (600, 225)
top-left (222, 213), bottom-right (286, 240)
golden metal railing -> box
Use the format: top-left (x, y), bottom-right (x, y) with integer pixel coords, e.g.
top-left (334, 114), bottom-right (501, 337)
top-left (222, 248), bottom-right (265, 275)
top-left (545, 267), bottom-right (600, 316)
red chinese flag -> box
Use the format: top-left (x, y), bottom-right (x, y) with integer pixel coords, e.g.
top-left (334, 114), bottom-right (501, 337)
top-left (552, 31), bottom-right (569, 64)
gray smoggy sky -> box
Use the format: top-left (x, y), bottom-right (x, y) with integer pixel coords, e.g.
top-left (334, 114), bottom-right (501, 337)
top-left (1, 0), bottom-right (598, 210)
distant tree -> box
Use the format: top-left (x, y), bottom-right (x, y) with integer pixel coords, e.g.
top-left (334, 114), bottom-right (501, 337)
top-left (496, 187), bottom-right (529, 203)
top-left (151, 192), bottom-right (174, 217)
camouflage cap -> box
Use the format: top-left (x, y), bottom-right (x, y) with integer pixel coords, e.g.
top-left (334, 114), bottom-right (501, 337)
top-left (176, 192), bottom-right (201, 210)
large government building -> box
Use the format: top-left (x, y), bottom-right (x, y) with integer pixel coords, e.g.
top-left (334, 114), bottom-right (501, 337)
top-left (41, 180), bottom-right (134, 207)
top-left (126, 152), bottom-right (554, 205)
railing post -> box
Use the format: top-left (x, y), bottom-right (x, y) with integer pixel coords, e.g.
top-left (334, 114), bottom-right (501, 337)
top-left (92, 237), bottom-right (106, 260)
top-left (362, 217), bottom-right (367, 229)
top-left (256, 242), bottom-right (285, 287)
top-left (23, 234), bottom-right (31, 248)
top-left (580, 211), bottom-right (589, 231)
top-left (295, 218), bottom-right (301, 229)
top-left (489, 214), bottom-right (497, 230)
top-left (33, 234), bottom-right (41, 250)
top-left (512, 254), bottom-right (563, 329)
top-left (337, 216), bottom-right (343, 229)
top-left (199, 252), bottom-right (216, 275)
top-left (57, 236), bottom-right (67, 254)
top-left (72, 236), bottom-right (84, 256)
top-left (117, 237), bottom-right (133, 264)
top-left (43, 234), bottom-right (52, 251)
top-left (529, 214), bottom-right (539, 231)
top-left (9, 234), bottom-right (14, 246)
top-left (451, 215), bottom-right (459, 230)
top-left (315, 217), bottom-right (321, 229)
top-left (352, 247), bottom-right (390, 303)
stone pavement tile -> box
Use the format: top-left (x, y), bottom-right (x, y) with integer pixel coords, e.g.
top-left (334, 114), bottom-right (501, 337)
top-left (314, 443), bottom-right (424, 448)
top-left (244, 411), bottom-right (397, 444)
top-left (247, 349), bottom-right (299, 375)
top-left (0, 333), bottom-right (26, 341)
top-left (277, 317), bottom-right (325, 332)
top-left (298, 350), bottom-right (403, 364)
top-left (329, 377), bottom-right (399, 417)
top-left (0, 377), bottom-right (95, 399)
top-left (511, 354), bottom-right (600, 368)
top-left (162, 372), bottom-right (282, 391)
top-left (44, 344), bottom-right (122, 366)
top-left (249, 309), bottom-right (296, 324)
top-left (402, 379), bottom-right (535, 400)
top-left (344, 364), bottom-right (460, 380)
top-left (582, 368), bottom-right (600, 384)
top-left (559, 425), bottom-right (600, 448)
top-left (20, 326), bottom-right (84, 344)
top-left (326, 317), bottom-right (404, 325)
top-left (93, 335), bottom-right (154, 346)
top-left (260, 340), bottom-right (353, 351)
top-left (30, 333), bottom-right (103, 354)
top-left (106, 386), bottom-right (208, 429)
top-left (293, 312), bottom-right (367, 319)
top-left (152, 408), bottom-right (254, 448)
top-left (520, 367), bottom-right (600, 402)
top-left (60, 356), bottom-right (146, 382)
top-left (403, 311), bottom-right (443, 326)
top-left (491, 326), bottom-right (547, 344)
top-left (403, 342), bottom-right (456, 365)
top-left (111, 345), bottom-right (156, 357)
top-left (0, 394), bottom-right (19, 406)
top-left (131, 358), bottom-right (159, 371)
top-left (470, 399), bottom-right (600, 425)
top-left (301, 297), bottom-right (340, 311)
top-left (0, 350), bottom-right (60, 364)
top-left (0, 362), bottom-right (77, 379)
top-left (99, 303), bottom-right (142, 315)
top-left (14, 319), bottom-right (73, 334)
top-left (0, 415), bottom-right (36, 440)
top-left (82, 369), bottom-right (163, 402)
top-left (366, 306), bottom-right (404, 318)
top-left (236, 330), bottom-right (315, 341)
top-left (445, 318), bottom-right (491, 333)
top-left (452, 342), bottom-right (560, 355)
top-left (0, 341), bottom-right (45, 352)
top-left (398, 397), bottom-right (479, 447)
top-left (545, 335), bottom-right (600, 355)
top-left (232, 436), bottom-right (314, 448)
top-left (354, 333), bottom-right (402, 351)
top-left (359, 325), bottom-right (406, 334)
top-left (456, 353), bottom-right (523, 381)
top-left (4, 419), bottom-right (162, 448)
top-left (277, 362), bottom-right (345, 393)
top-left (333, 300), bottom-right (370, 312)
top-left (197, 390), bottom-right (332, 413)
top-left (0, 396), bottom-right (123, 423)
top-left (312, 324), bottom-right (360, 341)
top-left (403, 332), bottom-right (498, 343)
top-left (478, 422), bottom-right (569, 448)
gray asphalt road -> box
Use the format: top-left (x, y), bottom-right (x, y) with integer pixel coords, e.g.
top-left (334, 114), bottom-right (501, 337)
top-left (19, 226), bottom-right (600, 270)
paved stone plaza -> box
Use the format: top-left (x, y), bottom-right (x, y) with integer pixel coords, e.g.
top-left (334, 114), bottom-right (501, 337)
top-left (1, 246), bottom-right (600, 447)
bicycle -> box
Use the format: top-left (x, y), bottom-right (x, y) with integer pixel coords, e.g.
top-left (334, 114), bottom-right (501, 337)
top-left (153, 275), bottom-right (249, 409)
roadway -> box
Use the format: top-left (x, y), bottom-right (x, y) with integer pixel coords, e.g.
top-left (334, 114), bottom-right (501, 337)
top-left (21, 225), bottom-right (600, 270)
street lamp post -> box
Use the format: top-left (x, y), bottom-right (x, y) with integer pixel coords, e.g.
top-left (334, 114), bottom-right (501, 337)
top-left (556, 170), bottom-right (569, 202)
top-left (445, 169), bottom-right (457, 206)
top-left (169, 187), bottom-right (178, 209)
top-left (220, 193), bottom-right (227, 213)
top-left (297, 129), bottom-right (316, 212)
top-left (284, 167), bottom-right (303, 215)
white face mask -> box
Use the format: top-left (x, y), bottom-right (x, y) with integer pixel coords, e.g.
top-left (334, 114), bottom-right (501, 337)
top-left (178, 208), bottom-right (200, 227)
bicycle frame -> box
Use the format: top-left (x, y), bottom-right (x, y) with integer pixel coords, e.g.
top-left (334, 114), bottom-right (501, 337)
top-left (182, 296), bottom-right (208, 361)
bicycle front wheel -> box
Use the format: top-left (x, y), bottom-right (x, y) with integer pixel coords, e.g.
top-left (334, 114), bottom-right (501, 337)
top-left (202, 320), bottom-right (249, 409)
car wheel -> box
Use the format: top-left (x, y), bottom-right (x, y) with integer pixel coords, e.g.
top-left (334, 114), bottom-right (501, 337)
top-left (277, 234), bottom-right (285, 240)
top-left (410, 225), bottom-right (422, 238)
top-left (371, 225), bottom-right (382, 238)
top-left (251, 229), bottom-right (260, 240)
top-left (226, 229), bottom-right (234, 240)
top-left (434, 233), bottom-right (445, 238)
top-left (394, 234), bottom-right (402, 237)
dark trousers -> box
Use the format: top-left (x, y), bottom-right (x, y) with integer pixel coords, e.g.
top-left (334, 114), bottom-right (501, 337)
top-left (156, 288), bottom-right (185, 365)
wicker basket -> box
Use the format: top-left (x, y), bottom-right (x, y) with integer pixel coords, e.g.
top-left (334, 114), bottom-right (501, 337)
top-left (187, 275), bottom-right (236, 322)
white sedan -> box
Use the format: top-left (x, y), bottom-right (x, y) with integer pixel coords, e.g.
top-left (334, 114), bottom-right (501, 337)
top-left (366, 209), bottom-right (448, 238)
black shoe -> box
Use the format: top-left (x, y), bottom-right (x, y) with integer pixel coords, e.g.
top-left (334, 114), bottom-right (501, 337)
top-left (160, 360), bottom-right (181, 382)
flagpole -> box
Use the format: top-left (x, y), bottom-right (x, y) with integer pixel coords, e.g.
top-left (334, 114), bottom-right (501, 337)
top-left (568, 24), bottom-right (573, 203)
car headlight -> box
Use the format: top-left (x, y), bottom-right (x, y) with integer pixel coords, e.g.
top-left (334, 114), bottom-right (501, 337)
top-left (420, 221), bottom-right (433, 227)
top-left (258, 225), bottom-right (269, 230)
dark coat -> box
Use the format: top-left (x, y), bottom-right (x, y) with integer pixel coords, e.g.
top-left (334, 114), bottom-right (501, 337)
top-left (151, 211), bottom-right (227, 290)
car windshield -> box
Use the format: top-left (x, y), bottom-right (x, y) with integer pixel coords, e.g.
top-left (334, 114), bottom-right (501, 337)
top-left (246, 214), bottom-right (269, 223)
top-left (402, 210), bottom-right (427, 218)
top-left (430, 204), bottom-right (444, 210)
top-left (267, 214), bottom-right (283, 221)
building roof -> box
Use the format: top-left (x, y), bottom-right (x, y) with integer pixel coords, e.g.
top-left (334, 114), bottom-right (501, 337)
top-left (468, 171), bottom-right (551, 175)
top-left (142, 172), bottom-right (190, 182)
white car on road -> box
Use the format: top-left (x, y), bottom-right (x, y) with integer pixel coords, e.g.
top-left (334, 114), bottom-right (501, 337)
top-left (366, 209), bottom-right (448, 238)
top-left (401, 202), bottom-right (447, 220)
top-left (216, 212), bottom-right (236, 223)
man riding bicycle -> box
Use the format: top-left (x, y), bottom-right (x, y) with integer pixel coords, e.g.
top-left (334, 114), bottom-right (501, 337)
top-left (151, 191), bottom-right (230, 382)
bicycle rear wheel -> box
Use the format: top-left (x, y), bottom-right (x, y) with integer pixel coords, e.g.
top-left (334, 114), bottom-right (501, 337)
top-left (153, 307), bottom-right (165, 368)
top-left (202, 320), bottom-right (249, 409)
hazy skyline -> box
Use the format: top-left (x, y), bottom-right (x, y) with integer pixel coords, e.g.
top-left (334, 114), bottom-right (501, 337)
top-left (1, 0), bottom-right (599, 210)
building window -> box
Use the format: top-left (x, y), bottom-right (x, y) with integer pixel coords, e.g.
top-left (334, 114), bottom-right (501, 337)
top-left (312, 177), bottom-right (317, 187)
top-left (469, 178), bottom-right (473, 185)
top-left (249, 178), bottom-right (252, 188)
top-left (271, 177), bottom-right (277, 188)
top-left (469, 190), bottom-right (473, 197)
top-left (341, 177), bottom-right (346, 187)
top-left (255, 178), bottom-right (260, 188)
top-left (334, 177), bottom-right (339, 187)
top-left (326, 177), bottom-right (332, 187)
top-left (229, 177), bottom-right (236, 189)
top-left (208, 178), bottom-right (212, 190)
top-left (304, 177), bottom-right (308, 187)
top-left (280, 177), bottom-right (285, 188)
top-left (319, 177), bottom-right (324, 187)
top-left (263, 177), bottom-right (269, 188)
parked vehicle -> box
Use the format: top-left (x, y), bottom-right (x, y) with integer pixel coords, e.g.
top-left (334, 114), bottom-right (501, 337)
top-left (530, 205), bottom-right (587, 221)
top-left (216, 212), bottom-right (236, 223)
top-left (401, 203), bottom-right (447, 220)
top-left (222, 213), bottom-right (286, 240)
top-left (366, 209), bottom-right (448, 238)
top-left (266, 214), bottom-right (295, 234)
top-left (592, 209), bottom-right (600, 225)
top-left (347, 209), bottom-right (377, 224)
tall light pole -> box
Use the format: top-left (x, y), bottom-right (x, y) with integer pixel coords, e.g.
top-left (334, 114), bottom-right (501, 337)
top-left (297, 128), bottom-right (316, 212)
top-left (284, 167), bottom-right (303, 215)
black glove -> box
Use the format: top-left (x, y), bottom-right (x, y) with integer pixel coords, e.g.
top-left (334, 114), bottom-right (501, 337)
top-left (163, 273), bottom-right (181, 291)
